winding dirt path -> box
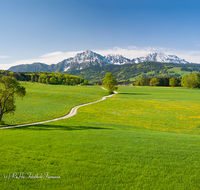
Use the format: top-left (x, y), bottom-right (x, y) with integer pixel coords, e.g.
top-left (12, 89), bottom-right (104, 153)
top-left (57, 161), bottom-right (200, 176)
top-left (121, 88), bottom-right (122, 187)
top-left (0, 88), bottom-right (117, 129)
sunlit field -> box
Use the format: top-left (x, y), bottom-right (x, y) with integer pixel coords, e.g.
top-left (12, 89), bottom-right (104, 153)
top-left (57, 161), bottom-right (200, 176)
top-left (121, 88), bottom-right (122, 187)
top-left (1, 82), bottom-right (107, 126)
top-left (1, 85), bottom-right (200, 189)
top-left (78, 86), bottom-right (200, 134)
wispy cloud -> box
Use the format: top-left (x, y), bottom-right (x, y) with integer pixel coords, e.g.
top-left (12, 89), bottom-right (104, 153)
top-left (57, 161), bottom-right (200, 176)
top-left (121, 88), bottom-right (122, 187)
top-left (2, 46), bottom-right (200, 70)
top-left (1, 50), bottom-right (82, 70)
top-left (0, 55), bottom-right (9, 59)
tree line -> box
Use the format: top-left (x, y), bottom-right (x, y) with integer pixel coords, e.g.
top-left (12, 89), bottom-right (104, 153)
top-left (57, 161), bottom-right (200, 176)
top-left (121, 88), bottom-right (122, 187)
top-left (135, 73), bottom-right (200, 88)
top-left (0, 70), bottom-right (88, 85)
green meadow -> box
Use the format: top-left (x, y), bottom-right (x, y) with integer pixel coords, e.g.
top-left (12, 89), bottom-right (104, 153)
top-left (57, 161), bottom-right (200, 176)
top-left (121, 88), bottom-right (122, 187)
top-left (2, 82), bottom-right (107, 125)
top-left (1, 84), bottom-right (200, 189)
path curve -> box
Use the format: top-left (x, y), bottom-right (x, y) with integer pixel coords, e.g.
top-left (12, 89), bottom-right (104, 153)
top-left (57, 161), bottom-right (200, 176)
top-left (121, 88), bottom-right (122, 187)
top-left (0, 88), bottom-right (117, 129)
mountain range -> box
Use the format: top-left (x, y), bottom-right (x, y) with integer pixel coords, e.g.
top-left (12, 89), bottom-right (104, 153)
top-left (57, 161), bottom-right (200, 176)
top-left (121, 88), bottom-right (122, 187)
top-left (8, 50), bottom-right (190, 72)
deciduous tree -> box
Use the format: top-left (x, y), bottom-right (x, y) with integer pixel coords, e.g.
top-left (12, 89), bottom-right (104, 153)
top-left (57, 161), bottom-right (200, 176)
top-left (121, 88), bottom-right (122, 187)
top-left (169, 78), bottom-right (177, 87)
top-left (150, 78), bottom-right (159, 86)
top-left (181, 73), bottom-right (200, 88)
top-left (0, 76), bottom-right (26, 122)
top-left (83, 80), bottom-right (88, 85)
top-left (103, 73), bottom-right (118, 94)
top-left (136, 77), bottom-right (144, 86)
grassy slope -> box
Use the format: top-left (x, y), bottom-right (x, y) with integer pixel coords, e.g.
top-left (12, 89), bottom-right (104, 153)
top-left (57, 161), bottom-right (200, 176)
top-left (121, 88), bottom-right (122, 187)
top-left (168, 67), bottom-right (193, 76)
top-left (1, 86), bottom-right (200, 189)
top-left (67, 62), bottom-right (200, 83)
top-left (2, 82), bottom-right (107, 126)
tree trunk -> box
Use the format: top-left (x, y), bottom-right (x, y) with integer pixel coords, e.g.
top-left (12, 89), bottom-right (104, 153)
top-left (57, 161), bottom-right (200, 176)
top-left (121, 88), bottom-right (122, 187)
top-left (0, 112), bottom-right (3, 122)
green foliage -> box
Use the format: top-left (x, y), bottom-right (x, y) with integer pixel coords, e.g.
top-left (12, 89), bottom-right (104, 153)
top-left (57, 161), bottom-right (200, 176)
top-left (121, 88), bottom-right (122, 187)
top-left (150, 78), bottom-right (159, 86)
top-left (38, 77), bottom-right (42, 83)
top-left (35, 75), bottom-right (38, 82)
top-left (42, 78), bottom-right (46, 83)
top-left (58, 78), bottom-right (62, 84)
top-left (0, 76), bottom-right (26, 121)
top-left (67, 62), bottom-right (200, 83)
top-left (103, 73), bottom-right (118, 94)
top-left (46, 78), bottom-right (49, 84)
top-left (83, 79), bottom-right (88, 85)
top-left (49, 77), bottom-right (58, 84)
top-left (181, 73), bottom-right (200, 88)
top-left (0, 71), bottom-right (84, 85)
top-left (70, 79), bottom-right (75, 85)
top-left (135, 77), bottom-right (144, 86)
top-left (169, 77), bottom-right (177, 87)
top-left (66, 78), bottom-right (70, 85)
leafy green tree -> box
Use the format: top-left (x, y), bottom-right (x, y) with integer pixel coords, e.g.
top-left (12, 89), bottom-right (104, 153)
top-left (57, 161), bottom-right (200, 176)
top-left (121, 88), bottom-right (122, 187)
top-left (103, 73), bottom-right (118, 94)
top-left (136, 77), bottom-right (144, 86)
top-left (42, 78), bottom-right (46, 83)
top-left (181, 74), bottom-right (200, 88)
top-left (80, 79), bottom-right (84, 83)
top-left (31, 75), bottom-right (34, 82)
top-left (46, 78), bottom-right (49, 84)
top-left (169, 78), bottom-right (177, 87)
top-left (66, 79), bottom-right (70, 85)
top-left (75, 78), bottom-right (80, 84)
top-left (181, 75), bottom-right (188, 87)
top-left (0, 76), bottom-right (26, 122)
top-left (150, 78), bottom-right (159, 86)
top-left (58, 78), bottom-right (62, 84)
top-left (83, 80), bottom-right (88, 85)
top-left (38, 77), bottom-right (42, 83)
top-left (70, 79), bottom-right (75, 85)
top-left (187, 74), bottom-right (200, 88)
top-left (50, 77), bottom-right (57, 84)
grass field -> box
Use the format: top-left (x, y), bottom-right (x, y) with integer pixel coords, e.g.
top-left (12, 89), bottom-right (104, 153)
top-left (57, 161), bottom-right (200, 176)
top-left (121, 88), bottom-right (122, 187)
top-left (1, 82), bottom-right (107, 126)
top-left (1, 85), bottom-right (200, 189)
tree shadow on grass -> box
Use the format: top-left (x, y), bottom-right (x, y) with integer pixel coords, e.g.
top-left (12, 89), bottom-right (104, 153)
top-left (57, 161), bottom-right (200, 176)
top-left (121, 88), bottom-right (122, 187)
top-left (118, 93), bottom-right (151, 95)
top-left (8, 124), bottom-right (114, 131)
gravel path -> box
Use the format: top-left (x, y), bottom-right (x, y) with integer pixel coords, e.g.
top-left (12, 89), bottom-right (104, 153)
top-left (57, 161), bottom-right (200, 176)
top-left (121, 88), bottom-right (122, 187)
top-left (0, 88), bottom-right (117, 129)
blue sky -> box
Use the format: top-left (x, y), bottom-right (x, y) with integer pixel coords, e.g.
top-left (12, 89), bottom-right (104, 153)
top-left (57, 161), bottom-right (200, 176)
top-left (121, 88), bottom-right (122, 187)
top-left (1, 0), bottom-right (200, 69)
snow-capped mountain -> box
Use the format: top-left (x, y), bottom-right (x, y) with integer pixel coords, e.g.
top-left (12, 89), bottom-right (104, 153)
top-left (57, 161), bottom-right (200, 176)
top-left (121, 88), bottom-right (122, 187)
top-left (104, 54), bottom-right (132, 65)
top-left (132, 53), bottom-right (189, 64)
top-left (59, 50), bottom-right (109, 71)
top-left (8, 50), bottom-right (190, 72)
top-left (61, 51), bottom-right (189, 71)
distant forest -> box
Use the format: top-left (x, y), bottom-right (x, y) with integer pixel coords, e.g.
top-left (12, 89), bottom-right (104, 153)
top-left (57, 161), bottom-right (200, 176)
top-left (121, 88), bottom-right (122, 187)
top-left (66, 62), bottom-right (200, 83)
top-left (0, 70), bottom-right (86, 85)
top-left (1, 61), bottom-right (200, 88)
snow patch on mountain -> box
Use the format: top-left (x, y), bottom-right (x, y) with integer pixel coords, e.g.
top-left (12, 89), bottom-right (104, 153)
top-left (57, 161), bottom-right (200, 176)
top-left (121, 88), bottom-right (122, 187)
top-left (64, 66), bottom-right (70, 71)
top-left (105, 54), bottom-right (131, 64)
top-left (8, 50), bottom-right (190, 73)
top-left (62, 51), bottom-right (189, 71)
top-left (134, 52), bottom-right (189, 64)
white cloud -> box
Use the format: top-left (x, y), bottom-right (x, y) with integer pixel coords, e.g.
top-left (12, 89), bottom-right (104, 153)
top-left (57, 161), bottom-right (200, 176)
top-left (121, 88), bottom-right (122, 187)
top-left (1, 46), bottom-right (200, 70)
top-left (0, 50), bottom-right (82, 70)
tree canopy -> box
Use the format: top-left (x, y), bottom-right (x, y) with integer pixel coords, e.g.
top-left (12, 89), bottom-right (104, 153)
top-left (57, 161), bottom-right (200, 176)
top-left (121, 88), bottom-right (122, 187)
top-left (169, 78), bottom-right (177, 87)
top-left (150, 78), bottom-right (160, 86)
top-left (103, 73), bottom-right (118, 94)
top-left (181, 73), bottom-right (200, 88)
top-left (0, 76), bottom-right (26, 122)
